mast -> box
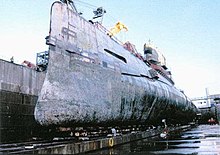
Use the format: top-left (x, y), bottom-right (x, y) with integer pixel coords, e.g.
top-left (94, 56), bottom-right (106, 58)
top-left (60, 0), bottom-right (78, 13)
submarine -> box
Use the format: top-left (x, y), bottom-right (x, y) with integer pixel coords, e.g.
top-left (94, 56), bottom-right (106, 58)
top-left (34, 0), bottom-right (198, 127)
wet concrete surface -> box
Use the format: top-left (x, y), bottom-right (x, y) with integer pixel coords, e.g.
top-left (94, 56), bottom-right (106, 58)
top-left (87, 125), bottom-right (220, 155)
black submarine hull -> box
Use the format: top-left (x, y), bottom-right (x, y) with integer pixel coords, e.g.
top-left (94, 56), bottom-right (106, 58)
top-left (34, 1), bottom-right (197, 127)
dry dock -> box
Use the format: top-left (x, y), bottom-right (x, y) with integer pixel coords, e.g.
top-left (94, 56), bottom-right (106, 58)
top-left (93, 124), bottom-right (220, 155)
top-left (0, 125), bottom-right (192, 154)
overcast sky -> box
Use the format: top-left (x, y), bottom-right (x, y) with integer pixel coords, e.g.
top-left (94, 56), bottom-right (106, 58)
top-left (0, 0), bottom-right (220, 98)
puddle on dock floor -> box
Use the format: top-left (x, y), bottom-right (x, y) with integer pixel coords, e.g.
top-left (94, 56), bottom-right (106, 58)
top-left (87, 125), bottom-right (220, 155)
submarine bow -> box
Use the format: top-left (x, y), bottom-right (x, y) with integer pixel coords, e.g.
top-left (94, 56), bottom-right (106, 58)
top-left (34, 1), bottom-right (197, 126)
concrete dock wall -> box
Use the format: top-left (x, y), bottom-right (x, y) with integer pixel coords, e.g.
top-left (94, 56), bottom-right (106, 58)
top-left (0, 59), bottom-right (45, 95)
top-left (0, 59), bottom-right (45, 142)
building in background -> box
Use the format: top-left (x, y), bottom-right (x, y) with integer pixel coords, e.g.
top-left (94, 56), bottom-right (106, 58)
top-left (192, 94), bottom-right (220, 124)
